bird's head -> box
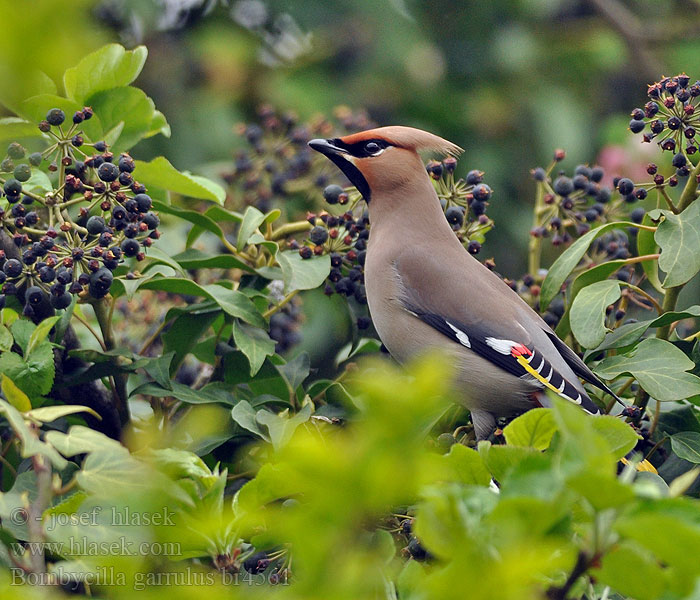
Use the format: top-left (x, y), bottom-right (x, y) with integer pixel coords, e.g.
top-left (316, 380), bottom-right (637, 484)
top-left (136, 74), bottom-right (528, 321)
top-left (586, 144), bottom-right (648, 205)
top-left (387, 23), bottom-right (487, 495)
top-left (308, 126), bottom-right (463, 202)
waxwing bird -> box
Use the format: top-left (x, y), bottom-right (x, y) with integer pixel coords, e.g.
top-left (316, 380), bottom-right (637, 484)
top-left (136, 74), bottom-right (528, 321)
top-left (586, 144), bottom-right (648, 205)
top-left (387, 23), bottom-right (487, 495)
top-left (309, 126), bottom-right (620, 440)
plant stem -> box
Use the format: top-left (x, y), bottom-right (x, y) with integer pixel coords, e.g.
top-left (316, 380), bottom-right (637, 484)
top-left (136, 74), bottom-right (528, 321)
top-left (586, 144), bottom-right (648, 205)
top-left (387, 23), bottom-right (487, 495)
top-left (27, 452), bottom-right (52, 574)
top-left (93, 298), bottom-right (130, 425)
top-left (678, 159), bottom-right (700, 212)
top-left (269, 220), bottom-right (313, 242)
top-left (263, 289), bottom-right (300, 319)
top-left (546, 551), bottom-right (591, 600)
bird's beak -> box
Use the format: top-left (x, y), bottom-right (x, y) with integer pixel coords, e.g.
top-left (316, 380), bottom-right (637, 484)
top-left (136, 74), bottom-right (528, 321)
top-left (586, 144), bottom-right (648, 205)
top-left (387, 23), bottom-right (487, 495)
top-left (308, 138), bottom-right (371, 202)
top-left (308, 138), bottom-right (349, 156)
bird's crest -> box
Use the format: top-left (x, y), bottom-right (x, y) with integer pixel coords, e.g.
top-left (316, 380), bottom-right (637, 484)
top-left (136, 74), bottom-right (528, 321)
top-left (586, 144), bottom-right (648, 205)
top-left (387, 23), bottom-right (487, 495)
top-left (339, 126), bottom-right (463, 157)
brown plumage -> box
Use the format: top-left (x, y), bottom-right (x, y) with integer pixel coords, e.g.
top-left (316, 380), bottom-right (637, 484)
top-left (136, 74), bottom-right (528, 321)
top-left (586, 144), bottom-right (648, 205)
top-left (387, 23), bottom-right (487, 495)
top-left (309, 126), bottom-right (619, 439)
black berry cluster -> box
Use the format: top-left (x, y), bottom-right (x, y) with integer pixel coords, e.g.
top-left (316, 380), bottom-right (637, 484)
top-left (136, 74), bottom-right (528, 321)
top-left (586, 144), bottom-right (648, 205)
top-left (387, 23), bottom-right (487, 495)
top-left (427, 158), bottom-right (494, 255)
top-left (629, 74), bottom-right (700, 168)
top-left (0, 107), bottom-right (160, 316)
top-left (224, 105), bottom-right (376, 213)
top-left (529, 150), bottom-right (654, 246)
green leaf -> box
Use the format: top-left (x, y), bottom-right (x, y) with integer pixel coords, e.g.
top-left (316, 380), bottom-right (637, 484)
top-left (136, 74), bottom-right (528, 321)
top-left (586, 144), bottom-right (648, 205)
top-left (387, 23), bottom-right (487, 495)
top-left (477, 440), bottom-right (540, 481)
top-left (654, 202), bottom-right (700, 288)
top-left (63, 44), bottom-right (147, 103)
top-left (231, 400), bottom-right (270, 441)
top-left (442, 443), bottom-right (490, 485)
top-left (171, 248), bottom-right (251, 272)
top-left (0, 399), bottom-right (67, 469)
top-left (237, 206), bottom-right (267, 251)
top-left (255, 403), bottom-right (312, 450)
top-left (87, 86), bottom-right (169, 151)
top-left (11, 318), bottom-right (36, 354)
top-left (134, 157), bottom-right (225, 204)
top-left (594, 541), bottom-right (667, 600)
top-left (570, 280), bottom-right (621, 348)
top-left (0, 343), bottom-right (55, 397)
top-left (555, 260), bottom-right (627, 339)
top-left (540, 222), bottom-right (633, 311)
top-left (277, 251), bottom-right (331, 292)
top-left (138, 278), bottom-right (265, 328)
top-left (162, 309), bottom-right (220, 375)
top-left (142, 352), bottom-right (175, 389)
top-left (597, 305), bottom-right (700, 351)
top-left (27, 315), bottom-right (60, 355)
top-left (186, 205), bottom-right (243, 247)
top-left (1, 374), bottom-right (31, 412)
top-left (275, 352), bottom-right (311, 394)
top-left (590, 415), bottom-right (640, 458)
top-left (19, 94), bottom-right (103, 140)
top-left (671, 432), bottom-right (700, 463)
top-left (567, 471), bottom-right (635, 510)
top-left (0, 117), bottom-right (42, 142)
top-left (26, 405), bottom-right (101, 423)
top-left (45, 425), bottom-right (125, 457)
top-left (233, 321), bottom-right (276, 377)
top-left (131, 381), bottom-right (236, 406)
top-left (503, 408), bottom-right (556, 450)
top-left (595, 338), bottom-right (700, 401)
top-left (0, 324), bottom-right (12, 352)
top-left (638, 213), bottom-right (664, 293)
top-left (22, 168), bottom-right (53, 195)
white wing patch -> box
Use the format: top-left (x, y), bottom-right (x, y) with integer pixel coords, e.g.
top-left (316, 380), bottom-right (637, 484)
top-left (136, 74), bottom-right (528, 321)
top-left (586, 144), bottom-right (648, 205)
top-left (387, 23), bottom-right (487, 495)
top-left (484, 337), bottom-right (519, 355)
top-left (446, 321), bottom-right (471, 348)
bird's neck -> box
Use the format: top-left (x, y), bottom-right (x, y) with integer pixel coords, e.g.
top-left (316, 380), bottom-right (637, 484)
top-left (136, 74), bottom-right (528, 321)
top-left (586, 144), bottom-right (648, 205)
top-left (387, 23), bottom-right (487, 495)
top-left (367, 175), bottom-right (461, 245)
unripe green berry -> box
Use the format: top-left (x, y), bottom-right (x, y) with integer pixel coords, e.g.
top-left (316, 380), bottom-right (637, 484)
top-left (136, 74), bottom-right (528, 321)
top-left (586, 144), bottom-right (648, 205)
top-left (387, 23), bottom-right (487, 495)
top-left (13, 164), bottom-right (31, 182)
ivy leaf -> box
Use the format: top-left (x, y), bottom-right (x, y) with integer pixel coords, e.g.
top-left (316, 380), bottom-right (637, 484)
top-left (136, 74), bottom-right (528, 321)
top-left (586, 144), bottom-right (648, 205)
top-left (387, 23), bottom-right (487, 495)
top-left (142, 352), bottom-right (175, 390)
top-left (87, 86), bottom-right (170, 151)
top-left (441, 443), bottom-right (490, 485)
top-left (555, 260), bottom-right (627, 339)
top-left (1, 374), bottom-right (31, 412)
top-left (0, 343), bottom-right (55, 397)
top-left (237, 206), bottom-right (267, 251)
top-left (134, 157), bottom-right (225, 204)
top-left (540, 222), bottom-right (634, 311)
top-left (0, 324), bottom-right (13, 353)
top-left (27, 315), bottom-right (60, 355)
top-left (594, 338), bottom-right (700, 401)
top-left (130, 381), bottom-right (236, 406)
top-left (63, 44), bottom-right (147, 103)
top-left (654, 202), bottom-right (700, 288)
top-left (0, 117), bottom-right (41, 142)
top-left (231, 400), bottom-right (270, 441)
top-left (569, 280), bottom-right (621, 349)
top-left (590, 415), bottom-right (640, 458)
top-left (19, 94), bottom-right (103, 140)
top-left (138, 278), bottom-right (265, 328)
top-left (25, 405), bottom-right (101, 423)
top-left (275, 352), bottom-right (310, 395)
top-left (277, 251), bottom-right (331, 292)
top-left (0, 399), bottom-right (67, 469)
top-left (45, 425), bottom-right (126, 457)
top-left (233, 321), bottom-right (276, 377)
top-left (171, 249), bottom-right (251, 272)
top-left (255, 403), bottom-right (312, 450)
top-left (594, 541), bottom-right (666, 600)
top-left (671, 432), bottom-right (700, 463)
top-left (162, 308), bottom-right (220, 375)
top-left (596, 305), bottom-right (700, 351)
top-left (503, 408), bottom-right (556, 450)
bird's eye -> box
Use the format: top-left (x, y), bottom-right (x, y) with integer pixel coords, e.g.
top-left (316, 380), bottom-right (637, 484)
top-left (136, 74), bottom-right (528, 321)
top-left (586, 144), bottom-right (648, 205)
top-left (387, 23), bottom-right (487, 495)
top-left (364, 141), bottom-right (384, 156)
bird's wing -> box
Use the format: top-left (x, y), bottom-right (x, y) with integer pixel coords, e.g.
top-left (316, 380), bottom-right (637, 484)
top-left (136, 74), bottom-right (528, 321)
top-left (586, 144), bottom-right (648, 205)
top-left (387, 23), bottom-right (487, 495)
top-left (392, 247), bottom-right (603, 413)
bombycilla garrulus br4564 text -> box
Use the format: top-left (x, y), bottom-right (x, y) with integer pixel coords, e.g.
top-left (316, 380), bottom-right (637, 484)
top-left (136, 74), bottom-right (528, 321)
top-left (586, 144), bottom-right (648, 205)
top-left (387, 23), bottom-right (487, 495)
top-left (309, 126), bottom-right (621, 440)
